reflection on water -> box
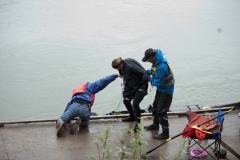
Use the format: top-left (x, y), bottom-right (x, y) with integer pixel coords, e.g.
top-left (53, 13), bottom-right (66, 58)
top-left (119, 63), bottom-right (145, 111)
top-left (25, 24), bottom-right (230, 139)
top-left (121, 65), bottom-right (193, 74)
top-left (0, 0), bottom-right (240, 121)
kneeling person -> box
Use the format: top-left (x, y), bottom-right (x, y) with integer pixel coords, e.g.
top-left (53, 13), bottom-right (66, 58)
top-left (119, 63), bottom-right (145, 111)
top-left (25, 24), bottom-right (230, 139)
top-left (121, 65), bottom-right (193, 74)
top-left (56, 74), bottom-right (119, 137)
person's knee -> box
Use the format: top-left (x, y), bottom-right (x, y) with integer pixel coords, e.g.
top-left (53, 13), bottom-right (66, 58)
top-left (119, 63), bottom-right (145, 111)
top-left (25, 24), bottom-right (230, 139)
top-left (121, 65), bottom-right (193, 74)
top-left (123, 98), bottom-right (130, 104)
top-left (123, 99), bottom-right (132, 108)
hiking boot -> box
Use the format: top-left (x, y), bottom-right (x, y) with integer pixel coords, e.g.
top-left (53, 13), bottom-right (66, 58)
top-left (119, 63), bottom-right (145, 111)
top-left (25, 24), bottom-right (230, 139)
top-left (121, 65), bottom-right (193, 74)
top-left (153, 133), bottom-right (169, 139)
top-left (56, 119), bottom-right (67, 137)
top-left (144, 124), bottom-right (159, 130)
top-left (122, 116), bottom-right (135, 122)
top-left (70, 124), bottom-right (79, 135)
top-left (70, 118), bottom-right (81, 135)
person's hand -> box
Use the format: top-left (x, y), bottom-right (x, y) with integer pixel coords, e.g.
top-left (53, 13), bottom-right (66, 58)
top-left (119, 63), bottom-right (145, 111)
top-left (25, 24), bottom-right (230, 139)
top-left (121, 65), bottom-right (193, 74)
top-left (146, 69), bottom-right (152, 75)
top-left (115, 74), bottom-right (122, 78)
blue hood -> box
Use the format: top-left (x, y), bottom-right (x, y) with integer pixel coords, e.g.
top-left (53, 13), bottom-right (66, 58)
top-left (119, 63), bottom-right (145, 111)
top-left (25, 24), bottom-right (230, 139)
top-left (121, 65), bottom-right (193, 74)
top-left (153, 49), bottom-right (168, 67)
top-left (149, 49), bottom-right (174, 94)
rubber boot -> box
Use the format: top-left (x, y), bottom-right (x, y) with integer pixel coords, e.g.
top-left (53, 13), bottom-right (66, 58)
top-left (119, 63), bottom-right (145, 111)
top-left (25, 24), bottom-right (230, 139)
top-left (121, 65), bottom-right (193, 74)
top-left (144, 115), bottom-right (159, 130)
top-left (122, 116), bottom-right (135, 122)
top-left (153, 125), bottom-right (169, 139)
top-left (144, 124), bottom-right (159, 130)
top-left (70, 118), bottom-right (81, 135)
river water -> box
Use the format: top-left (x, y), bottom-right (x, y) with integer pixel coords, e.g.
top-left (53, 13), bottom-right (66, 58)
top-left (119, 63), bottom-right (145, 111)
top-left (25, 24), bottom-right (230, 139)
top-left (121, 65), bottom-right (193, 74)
top-left (1, 0), bottom-right (240, 121)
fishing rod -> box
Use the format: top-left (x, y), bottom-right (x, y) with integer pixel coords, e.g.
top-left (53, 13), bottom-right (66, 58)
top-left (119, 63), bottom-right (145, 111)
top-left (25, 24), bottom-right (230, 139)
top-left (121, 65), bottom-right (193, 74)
top-left (115, 77), bottom-right (124, 113)
top-left (142, 106), bottom-right (236, 158)
top-left (115, 96), bottom-right (123, 113)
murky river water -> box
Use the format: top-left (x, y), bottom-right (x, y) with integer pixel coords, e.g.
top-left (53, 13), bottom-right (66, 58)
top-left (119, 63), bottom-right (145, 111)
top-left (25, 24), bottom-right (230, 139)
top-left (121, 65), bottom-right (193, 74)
top-left (1, 0), bottom-right (240, 121)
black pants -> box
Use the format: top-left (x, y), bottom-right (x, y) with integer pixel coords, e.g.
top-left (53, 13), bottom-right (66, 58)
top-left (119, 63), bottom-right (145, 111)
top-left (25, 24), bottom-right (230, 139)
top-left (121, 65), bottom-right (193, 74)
top-left (123, 90), bottom-right (146, 123)
top-left (152, 90), bottom-right (173, 126)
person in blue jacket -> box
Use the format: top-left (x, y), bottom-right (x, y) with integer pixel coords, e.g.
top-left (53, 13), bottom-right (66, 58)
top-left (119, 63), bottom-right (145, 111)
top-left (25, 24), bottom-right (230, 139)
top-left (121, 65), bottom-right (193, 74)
top-left (142, 48), bottom-right (175, 139)
top-left (56, 74), bottom-right (119, 137)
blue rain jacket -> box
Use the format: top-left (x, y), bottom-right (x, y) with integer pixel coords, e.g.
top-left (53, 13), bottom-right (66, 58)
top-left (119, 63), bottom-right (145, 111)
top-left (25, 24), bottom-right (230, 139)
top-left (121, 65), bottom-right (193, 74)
top-left (147, 49), bottom-right (174, 94)
top-left (64, 74), bottom-right (118, 112)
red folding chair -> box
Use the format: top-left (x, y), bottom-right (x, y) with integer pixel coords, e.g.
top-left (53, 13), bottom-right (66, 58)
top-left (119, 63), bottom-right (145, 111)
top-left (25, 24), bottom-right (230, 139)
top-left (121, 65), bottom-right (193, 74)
top-left (182, 109), bottom-right (224, 160)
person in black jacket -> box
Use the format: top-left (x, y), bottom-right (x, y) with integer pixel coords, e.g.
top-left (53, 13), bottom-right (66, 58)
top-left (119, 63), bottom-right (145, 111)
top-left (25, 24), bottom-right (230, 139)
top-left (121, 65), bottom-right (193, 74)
top-left (112, 57), bottom-right (149, 132)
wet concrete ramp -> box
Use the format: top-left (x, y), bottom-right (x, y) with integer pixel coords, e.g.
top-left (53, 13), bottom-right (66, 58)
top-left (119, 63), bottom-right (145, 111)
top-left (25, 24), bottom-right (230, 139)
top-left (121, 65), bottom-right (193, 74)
top-left (0, 112), bottom-right (239, 160)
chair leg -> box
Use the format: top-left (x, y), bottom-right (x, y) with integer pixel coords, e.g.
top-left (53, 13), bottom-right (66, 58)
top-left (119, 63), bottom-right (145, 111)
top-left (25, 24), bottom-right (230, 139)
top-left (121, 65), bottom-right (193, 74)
top-left (187, 137), bottom-right (190, 160)
top-left (188, 138), bottom-right (222, 160)
top-left (216, 139), bottom-right (221, 160)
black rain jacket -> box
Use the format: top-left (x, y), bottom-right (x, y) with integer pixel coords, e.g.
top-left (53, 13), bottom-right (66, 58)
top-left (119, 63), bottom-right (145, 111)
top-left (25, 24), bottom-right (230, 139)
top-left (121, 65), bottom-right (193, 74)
top-left (118, 58), bottom-right (149, 98)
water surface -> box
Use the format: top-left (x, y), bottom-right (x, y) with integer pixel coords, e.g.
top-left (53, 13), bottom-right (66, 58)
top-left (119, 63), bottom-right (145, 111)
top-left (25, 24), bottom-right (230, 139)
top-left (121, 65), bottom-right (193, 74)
top-left (0, 0), bottom-right (240, 121)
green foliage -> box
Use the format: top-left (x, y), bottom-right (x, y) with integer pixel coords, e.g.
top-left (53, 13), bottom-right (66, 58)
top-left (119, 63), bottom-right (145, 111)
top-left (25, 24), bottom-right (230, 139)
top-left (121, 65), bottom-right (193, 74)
top-left (88, 119), bottom-right (147, 160)
top-left (88, 119), bottom-right (188, 160)
top-left (93, 124), bottom-right (112, 160)
top-left (173, 138), bottom-right (187, 160)
top-left (88, 153), bottom-right (96, 160)
top-left (127, 123), bottom-right (147, 160)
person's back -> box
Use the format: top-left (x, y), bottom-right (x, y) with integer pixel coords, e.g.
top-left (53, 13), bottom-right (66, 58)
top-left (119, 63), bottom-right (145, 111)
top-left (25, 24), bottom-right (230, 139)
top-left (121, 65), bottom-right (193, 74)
top-left (121, 58), bottom-right (148, 96)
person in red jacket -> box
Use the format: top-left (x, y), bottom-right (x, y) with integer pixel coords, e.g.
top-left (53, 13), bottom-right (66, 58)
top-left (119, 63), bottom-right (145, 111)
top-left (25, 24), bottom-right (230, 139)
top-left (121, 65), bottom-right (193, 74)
top-left (56, 74), bottom-right (119, 137)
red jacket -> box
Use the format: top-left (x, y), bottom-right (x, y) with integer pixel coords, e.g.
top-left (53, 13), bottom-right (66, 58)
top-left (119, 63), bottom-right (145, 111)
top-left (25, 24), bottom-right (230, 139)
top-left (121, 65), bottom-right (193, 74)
top-left (72, 82), bottom-right (95, 105)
